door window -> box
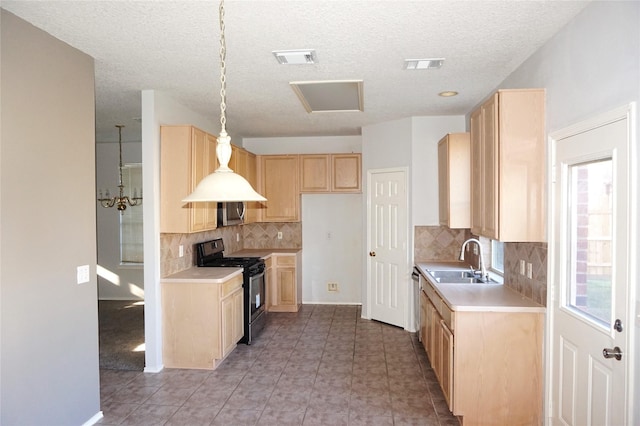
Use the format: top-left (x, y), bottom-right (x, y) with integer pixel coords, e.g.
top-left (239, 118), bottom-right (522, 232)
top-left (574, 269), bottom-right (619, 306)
top-left (566, 159), bottom-right (613, 328)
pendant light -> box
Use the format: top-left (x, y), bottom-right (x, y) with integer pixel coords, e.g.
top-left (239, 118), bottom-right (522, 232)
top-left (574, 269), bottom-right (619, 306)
top-left (97, 125), bottom-right (143, 211)
top-left (182, 0), bottom-right (266, 203)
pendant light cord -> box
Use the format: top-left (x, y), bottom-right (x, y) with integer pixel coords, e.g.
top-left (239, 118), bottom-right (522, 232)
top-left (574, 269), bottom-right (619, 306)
top-left (219, 0), bottom-right (227, 135)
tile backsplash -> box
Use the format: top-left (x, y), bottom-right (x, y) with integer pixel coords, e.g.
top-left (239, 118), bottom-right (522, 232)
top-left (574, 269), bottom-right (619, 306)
top-left (414, 226), bottom-right (548, 306)
top-left (504, 242), bottom-right (548, 306)
top-left (160, 222), bottom-right (302, 277)
top-left (242, 222), bottom-right (302, 250)
top-left (414, 226), bottom-right (472, 262)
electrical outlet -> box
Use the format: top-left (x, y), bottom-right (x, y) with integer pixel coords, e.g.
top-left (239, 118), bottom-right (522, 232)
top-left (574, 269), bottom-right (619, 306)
top-left (327, 232), bottom-right (332, 240)
top-left (76, 265), bottom-right (90, 284)
top-left (519, 260), bottom-right (526, 275)
top-left (277, 231), bottom-right (283, 240)
top-left (328, 282), bottom-right (339, 292)
top-left (526, 263), bottom-right (533, 279)
top-left (179, 245), bottom-right (184, 257)
top-left (236, 233), bottom-right (240, 242)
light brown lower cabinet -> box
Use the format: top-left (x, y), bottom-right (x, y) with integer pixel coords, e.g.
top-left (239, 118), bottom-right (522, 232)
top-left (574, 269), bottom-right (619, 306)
top-left (162, 274), bottom-right (244, 369)
top-left (420, 284), bottom-right (543, 425)
top-left (267, 253), bottom-right (302, 312)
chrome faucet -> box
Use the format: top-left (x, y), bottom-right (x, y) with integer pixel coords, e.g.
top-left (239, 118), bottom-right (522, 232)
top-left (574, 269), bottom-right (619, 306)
top-left (459, 238), bottom-right (488, 281)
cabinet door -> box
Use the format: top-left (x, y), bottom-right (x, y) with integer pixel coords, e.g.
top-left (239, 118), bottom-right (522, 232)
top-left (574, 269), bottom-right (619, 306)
top-left (438, 138), bottom-right (450, 226)
top-left (481, 94), bottom-right (499, 239)
top-left (161, 126), bottom-right (217, 233)
top-left (440, 319), bottom-right (454, 410)
top-left (430, 302), bottom-right (441, 376)
top-left (470, 110), bottom-right (483, 235)
top-left (204, 133), bottom-right (218, 230)
top-left (259, 155), bottom-right (300, 222)
top-left (244, 152), bottom-right (259, 224)
top-left (300, 154), bottom-right (330, 192)
top-left (420, 290), bottom-right (429, 352)
top-left (276, 268), bottom-right (296, 306)
top-left (331, 154), bottom-right (361, 192)
top-left (221, 294), bottom-right (235, 358)
top-left (233, 289), bottom-right (244, 343)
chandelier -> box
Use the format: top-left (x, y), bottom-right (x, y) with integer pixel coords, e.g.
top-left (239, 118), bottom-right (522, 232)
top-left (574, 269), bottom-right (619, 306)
top-left (97, 125), bottom-right (143, 211)
top-left (182, 0), bottom-right (266, 203)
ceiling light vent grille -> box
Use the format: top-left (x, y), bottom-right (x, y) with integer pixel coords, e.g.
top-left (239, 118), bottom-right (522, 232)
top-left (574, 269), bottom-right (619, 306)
top-left (273, 49), bottom-right (317, 65)
top-left (404, 58), bottom-right (445, 70)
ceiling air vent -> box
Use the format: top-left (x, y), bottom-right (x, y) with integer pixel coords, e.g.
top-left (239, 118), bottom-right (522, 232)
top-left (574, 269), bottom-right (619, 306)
top-left (404, 58), bottom-right (445, 70)
top-left (272, 49), bottom-right (318, 65)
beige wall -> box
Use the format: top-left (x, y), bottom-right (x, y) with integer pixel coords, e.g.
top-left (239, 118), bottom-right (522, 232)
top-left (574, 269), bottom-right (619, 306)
top-left (0, 10), bottom-right (100, 424)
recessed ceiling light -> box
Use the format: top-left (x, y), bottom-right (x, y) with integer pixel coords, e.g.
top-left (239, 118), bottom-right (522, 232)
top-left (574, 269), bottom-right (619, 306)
top-left (404, 58), bottom-right (444, 70)
top-left (439, 91), bottom-right (459, 97)
top-left (272, 49), bottom-right (317, 65)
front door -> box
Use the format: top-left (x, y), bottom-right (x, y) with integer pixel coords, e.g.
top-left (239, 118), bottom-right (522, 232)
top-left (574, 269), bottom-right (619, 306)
top-left (549, 105), bottom-right (635, 425)
top-left (367, 168), bottom-right (408, 328)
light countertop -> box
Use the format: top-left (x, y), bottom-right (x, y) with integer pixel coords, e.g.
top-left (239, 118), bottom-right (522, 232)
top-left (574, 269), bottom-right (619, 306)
top-left (229, 248), bottom-right (301, 258)
top-left (161, 267), bottom-right (242, 283)
top-left (415, 261), bottom-right (545, 313)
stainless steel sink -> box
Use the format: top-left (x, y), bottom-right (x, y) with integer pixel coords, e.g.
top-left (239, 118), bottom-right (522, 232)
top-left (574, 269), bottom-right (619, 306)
top-left (432, 276), bottom-right (496, 284)
top-left (427, 270), bottom-right (476, 279)
top-left (426, 269), bottom-right (498, 284)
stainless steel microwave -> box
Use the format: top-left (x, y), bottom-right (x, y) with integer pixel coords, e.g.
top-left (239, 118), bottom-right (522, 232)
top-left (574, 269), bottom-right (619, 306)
top-left (217, 202), bottom-right (245, 226)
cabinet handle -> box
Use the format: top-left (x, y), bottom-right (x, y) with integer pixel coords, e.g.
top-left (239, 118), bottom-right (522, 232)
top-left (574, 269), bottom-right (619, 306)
top-left (369, 251), bottom-right (376, 257)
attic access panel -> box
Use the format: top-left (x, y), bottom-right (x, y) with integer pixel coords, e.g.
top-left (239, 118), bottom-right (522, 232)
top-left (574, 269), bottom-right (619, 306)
top-left (290, 80), bottom-right (363, 113)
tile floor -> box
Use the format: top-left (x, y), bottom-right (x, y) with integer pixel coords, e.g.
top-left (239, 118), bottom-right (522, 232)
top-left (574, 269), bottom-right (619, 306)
top-left (98, 304), bottom-right (460, 425)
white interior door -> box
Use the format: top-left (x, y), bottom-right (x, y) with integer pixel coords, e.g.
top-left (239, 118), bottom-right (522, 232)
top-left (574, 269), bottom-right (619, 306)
top-left (367, 168), bottom-right (408, 328)
top-left (549, 106), bottom-right (635, 425)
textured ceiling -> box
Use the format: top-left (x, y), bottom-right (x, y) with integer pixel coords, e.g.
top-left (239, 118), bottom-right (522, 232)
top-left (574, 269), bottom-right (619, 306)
top-left (2, 0), bottom-right (591, 143)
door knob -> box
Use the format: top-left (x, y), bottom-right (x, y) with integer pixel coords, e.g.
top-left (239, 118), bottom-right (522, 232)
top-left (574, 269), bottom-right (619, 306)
top-left (369, 251), bottom-right (376, 257)
top-left (602, 346), bottom-right (623, 361)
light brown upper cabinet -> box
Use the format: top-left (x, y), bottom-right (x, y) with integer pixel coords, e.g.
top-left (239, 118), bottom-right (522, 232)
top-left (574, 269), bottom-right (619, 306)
top-left (470, 89), bottom-right (545, 242)
top-left (243, 151), bottom-right (260, 224)
top-left (258, 155), bottom-right (300, 222)
top-left (331, 154), bottom-right (361, 192)
top-left (300, 155), bottom-right (331, 192)
top-left (299, 153), bottom-right (362, 193)
top-left (229, 145), bottom-right (260, 224)
top-left (160, 125), bottom-right (217, 233)
top-left (438, 133), bottom-right (470, 229)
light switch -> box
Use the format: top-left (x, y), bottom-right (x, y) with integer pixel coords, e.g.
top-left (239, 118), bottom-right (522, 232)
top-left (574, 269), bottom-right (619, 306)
top-left (77, 265), bottom-right (90, 284)
top-left (179, 245), bottom-right (184, 257)
top-left (526, 263), bottom-right (533, 279)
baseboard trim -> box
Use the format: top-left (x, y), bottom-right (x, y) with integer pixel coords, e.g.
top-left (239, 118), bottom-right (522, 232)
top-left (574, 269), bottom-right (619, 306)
top-left (301, 302), bottom-right (362, 306)
top-left (82, 411), bottom-right (103, 426)
top-left (144, 364), bottom-right (164, 373)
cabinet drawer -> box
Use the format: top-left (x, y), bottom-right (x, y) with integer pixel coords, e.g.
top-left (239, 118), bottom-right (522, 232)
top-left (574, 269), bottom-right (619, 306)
top-left (276, 255), bottom-right (295, 267)
top-left (424, 282), bottom-right (441, 313)
top-left (440, 302), bottom-right (454, 332)
top-left (222, 275), bottom-right (243, 297)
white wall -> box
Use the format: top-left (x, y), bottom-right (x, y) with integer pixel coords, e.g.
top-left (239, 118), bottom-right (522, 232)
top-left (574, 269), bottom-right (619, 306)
top-left (301, 194), bottom-right (363, 304)
top-left (96, 140), bottom-right (144, 300)
top-left (243, 135), bottom-right (362, 154)
top-left (411, 116), bottom-right (467, 226)
top-left (1, 10), bottom-right (100, 424)
top-left (242, 135), bottom-right (364, 305)
top-left (490, 1), bottom-right (640, 423)
top-left (360, 116), bottom-right (465, 324)
top-left (141, 90), bottom-right (218, 371)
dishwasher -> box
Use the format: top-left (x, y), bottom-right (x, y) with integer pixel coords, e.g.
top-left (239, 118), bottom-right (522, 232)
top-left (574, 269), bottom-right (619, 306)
top-left (411, 267), bottom-right (421, 339)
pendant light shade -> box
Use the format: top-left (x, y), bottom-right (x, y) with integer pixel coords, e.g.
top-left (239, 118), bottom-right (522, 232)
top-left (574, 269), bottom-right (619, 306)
top-left (182, 170), bottom-right (266, 202)
top-left (182, 0), bottom-right (266, 203)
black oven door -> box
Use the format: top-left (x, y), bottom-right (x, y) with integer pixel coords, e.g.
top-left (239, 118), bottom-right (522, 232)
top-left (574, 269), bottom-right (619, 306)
top-left (249, 269), bottom-right (265, 321)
